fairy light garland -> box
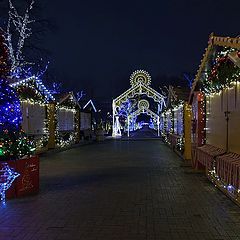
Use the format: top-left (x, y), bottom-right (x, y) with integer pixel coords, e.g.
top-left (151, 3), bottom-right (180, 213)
top-left (10, 76), bottom-right (54, 150)
top-left (173, 102), bottom-right (185, 153)
top-left (10, 76), bottom-right (55, 103)
top-left (55, 94), bottom-right (79, 148)
top-left (207, 164), bottom-right (239, 201)
top-left (202, 47), bottom-right (240, 95)
top-left (160, 110), bottom-right (172, 145)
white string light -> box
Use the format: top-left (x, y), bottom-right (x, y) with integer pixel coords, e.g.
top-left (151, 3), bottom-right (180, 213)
top-left (0, 163), bottom-right (20, 205)
top-left (6, 0), bottom-right (35, 77)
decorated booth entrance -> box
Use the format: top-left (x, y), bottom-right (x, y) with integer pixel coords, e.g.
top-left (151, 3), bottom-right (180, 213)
top-left (112, 70), bottom-right (166, 137)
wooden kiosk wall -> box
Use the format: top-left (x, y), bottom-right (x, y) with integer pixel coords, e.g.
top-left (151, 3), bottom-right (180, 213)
top-left (206, 86), bottom-right (240, 154)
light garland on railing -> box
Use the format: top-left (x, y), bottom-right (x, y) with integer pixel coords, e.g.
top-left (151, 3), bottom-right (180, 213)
top-left (208, 168), bottom-right (238, 199)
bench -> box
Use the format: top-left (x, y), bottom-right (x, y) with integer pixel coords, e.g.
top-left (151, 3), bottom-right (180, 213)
top-left (196, 144), bottom-right (225, 171)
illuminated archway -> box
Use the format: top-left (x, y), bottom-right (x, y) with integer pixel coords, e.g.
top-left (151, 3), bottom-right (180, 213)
top-left (112, 70), bottom-right (166, 137)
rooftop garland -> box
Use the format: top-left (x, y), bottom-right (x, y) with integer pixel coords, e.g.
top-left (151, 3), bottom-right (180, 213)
top-left (202, 48), bottom-right (240, 94)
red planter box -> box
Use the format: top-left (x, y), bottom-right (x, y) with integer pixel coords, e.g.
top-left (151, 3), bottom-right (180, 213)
top-left (0, 155), bottom-right (39, 200)
top-left (15, 155), bottom-right (39, 197)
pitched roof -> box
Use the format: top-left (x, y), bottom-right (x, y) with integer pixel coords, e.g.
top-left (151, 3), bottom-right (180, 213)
top-left (83, 99), bottom-right (97, 113)
top-left (189, 34), bottom-right (240, 103)
top-left (114, 82), bottom-right (165, 105)
top-left (10, 76), bottom-right (55, 102)
top-left (57, 91), bottom-right (81, 109)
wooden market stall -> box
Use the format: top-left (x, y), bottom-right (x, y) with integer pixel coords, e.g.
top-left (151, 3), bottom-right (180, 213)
top-left (55, 92), bottom-right (81, 148)
top-left (189, 34), bottom-right (240, 203)
top-left (80, 99), bottom-right (97, 140)
top-left (79, 110), bottom-right (92, 140)
top-left (161, 85), bottom-right (192, 160)
top-left (10, 76), bottom-right (55, 153)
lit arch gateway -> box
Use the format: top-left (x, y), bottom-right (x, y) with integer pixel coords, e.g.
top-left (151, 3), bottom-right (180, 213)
top-left (112, 70), bottom-right (166, 137)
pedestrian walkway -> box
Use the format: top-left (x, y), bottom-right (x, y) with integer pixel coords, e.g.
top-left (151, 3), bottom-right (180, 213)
top-left (1, 140), bottom-right (240, 240)
top-left (129, 126), bottom-right (159, 139)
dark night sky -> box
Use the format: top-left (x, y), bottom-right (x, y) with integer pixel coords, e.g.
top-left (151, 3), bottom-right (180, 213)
top-left (1, 0), bottom-right (240, 108)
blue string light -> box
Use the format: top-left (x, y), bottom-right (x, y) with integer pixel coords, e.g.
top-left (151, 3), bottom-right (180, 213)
top-left (0, 79), bottom-right (22, 131)
top-left (10, 76), bottom-right (55, 102)
top-left (0, 78), bottom-right (35, 159)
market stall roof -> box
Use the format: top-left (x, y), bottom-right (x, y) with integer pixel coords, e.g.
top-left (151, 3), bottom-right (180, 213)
top-left (56, 91), bottom-right (81, 109)
top-left (83, 99), bottom-right (97, 113)
top-left (9, 76), bottom-right (55, 103)
top-left (189, 34), bottom-right (240, 104)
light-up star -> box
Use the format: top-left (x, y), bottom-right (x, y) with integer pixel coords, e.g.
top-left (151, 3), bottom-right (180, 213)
top-left (0, 163), bottom-right (20, 205)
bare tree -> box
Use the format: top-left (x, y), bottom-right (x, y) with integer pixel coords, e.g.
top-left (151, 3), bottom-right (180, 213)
top-left (6, 0), bottom-right (35, 76)
top-left (77, 91), bottom-right (86, 102)
top-left (1, 0), bottom-right (55, 78)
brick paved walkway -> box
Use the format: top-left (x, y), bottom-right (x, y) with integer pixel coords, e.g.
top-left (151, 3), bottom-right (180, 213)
top-left (1, 140), bottom-right (240, 240)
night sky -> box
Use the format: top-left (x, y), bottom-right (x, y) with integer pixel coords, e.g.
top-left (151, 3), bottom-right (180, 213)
top-left (0, 0), bottom-right (240, 108)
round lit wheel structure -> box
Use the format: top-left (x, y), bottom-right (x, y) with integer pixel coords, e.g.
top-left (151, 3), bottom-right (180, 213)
top-left (130, 70), bottom-right (151, 87)
top-left (138, 99), bottom-right (150, 110)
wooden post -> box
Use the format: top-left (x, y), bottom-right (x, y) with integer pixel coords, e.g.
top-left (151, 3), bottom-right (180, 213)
top-left (75, 108), bottom-right (80, 143)
top-left (184, 103), bottom-right (192, 160)
top-left (47, 103), bottom-right (56, 149)
top-left (197, 92), bottom-right (206, 147)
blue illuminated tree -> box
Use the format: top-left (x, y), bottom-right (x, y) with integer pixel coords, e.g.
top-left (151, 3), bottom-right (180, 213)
top-left (119, 99), bottom-right (137, 118)
top-left (0, 79), bottom-right (22, 131)
top-left (0, 78), bottom-right (35, 160)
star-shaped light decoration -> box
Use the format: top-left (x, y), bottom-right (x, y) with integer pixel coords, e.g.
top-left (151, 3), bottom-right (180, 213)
top-left (0, 163), bottom-right (20, 205)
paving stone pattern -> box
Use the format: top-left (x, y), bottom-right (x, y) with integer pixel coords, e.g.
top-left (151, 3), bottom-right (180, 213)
top-left (1, 140), bottom-right (240, 240)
